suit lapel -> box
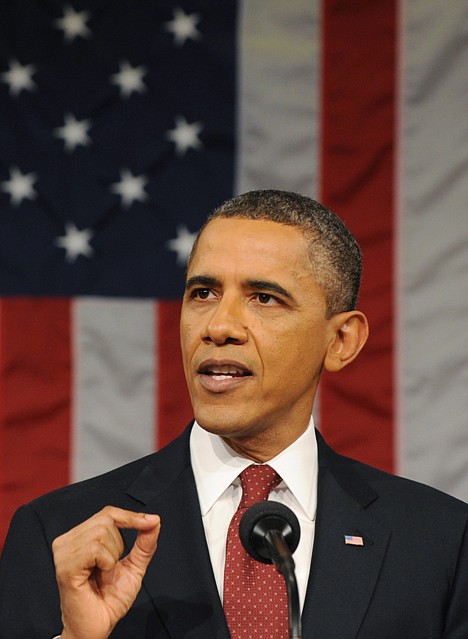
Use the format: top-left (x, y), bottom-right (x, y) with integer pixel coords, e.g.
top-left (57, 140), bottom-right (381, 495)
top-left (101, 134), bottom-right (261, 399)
top-left (302, 432), bottom-right (390, 639)
top-left (124, 426), bottom-right (230, 639)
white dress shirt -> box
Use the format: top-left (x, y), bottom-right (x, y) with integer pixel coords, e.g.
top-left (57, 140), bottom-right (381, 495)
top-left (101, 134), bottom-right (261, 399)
top-left (190, 416), bottom-right (318, 611)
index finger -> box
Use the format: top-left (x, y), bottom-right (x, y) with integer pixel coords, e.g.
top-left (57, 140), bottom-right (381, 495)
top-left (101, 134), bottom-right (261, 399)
top-left (98, 506), bottom-right (160, 531)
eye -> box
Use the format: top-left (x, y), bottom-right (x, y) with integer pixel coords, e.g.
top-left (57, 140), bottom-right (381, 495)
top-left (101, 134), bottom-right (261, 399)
top-left (191, 288), bottom-right (213, 300)
top-left (254, 292), bottom-right (281, 306)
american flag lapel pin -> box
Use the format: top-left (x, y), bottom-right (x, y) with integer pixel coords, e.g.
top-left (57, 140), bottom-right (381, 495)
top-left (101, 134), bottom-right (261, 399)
top-left (344, 534), bottom-right (364, 546)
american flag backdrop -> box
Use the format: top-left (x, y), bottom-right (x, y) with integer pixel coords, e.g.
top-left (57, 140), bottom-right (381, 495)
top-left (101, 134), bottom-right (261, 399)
top-left (0, 1), bottom-right (467, 547)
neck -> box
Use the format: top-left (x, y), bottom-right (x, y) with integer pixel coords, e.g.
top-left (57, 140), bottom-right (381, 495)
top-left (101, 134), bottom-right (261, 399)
top-left (221, 423), bottom-right (309, 462)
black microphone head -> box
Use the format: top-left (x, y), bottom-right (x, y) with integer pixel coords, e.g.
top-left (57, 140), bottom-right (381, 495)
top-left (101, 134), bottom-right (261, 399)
top-left (239, 501), bottom-right (301, 564)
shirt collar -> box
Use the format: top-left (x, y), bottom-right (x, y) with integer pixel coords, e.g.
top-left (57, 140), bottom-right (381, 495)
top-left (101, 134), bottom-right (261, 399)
top-left (190, 416), bottom-right (318, 521)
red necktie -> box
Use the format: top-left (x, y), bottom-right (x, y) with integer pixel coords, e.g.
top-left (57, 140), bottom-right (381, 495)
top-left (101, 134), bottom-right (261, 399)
top-left (223, 464), bottom-right (289, 638)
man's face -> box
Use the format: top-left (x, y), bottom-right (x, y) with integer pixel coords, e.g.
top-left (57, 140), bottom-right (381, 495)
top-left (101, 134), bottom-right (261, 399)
top-left (180, 217), bottom-right (339, 459)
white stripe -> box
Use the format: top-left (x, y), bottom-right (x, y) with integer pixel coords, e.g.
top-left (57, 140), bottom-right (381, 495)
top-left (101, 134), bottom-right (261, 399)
top-left (72, 298), bottom-right (156, 482)
top-left (236, 0), bottom-right (321, 196)
top-left (398, 1), bottom-right (468, 500)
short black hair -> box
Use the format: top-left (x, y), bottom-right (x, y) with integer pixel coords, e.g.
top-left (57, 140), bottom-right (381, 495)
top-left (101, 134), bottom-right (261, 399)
top-left (189, 189), bottom-right (362, 318)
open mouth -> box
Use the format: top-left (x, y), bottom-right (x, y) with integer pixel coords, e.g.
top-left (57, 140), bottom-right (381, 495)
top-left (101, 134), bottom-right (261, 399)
top-left (198, 363), bottom-right (252, 381)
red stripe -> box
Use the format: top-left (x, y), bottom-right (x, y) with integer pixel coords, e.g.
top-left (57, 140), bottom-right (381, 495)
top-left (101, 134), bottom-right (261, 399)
top-left (0, 298), bottom-right (71, 546)
top-left (319, 0), bottom-right (397, 472)
top-left (156, 301), bottom-right (193, 449)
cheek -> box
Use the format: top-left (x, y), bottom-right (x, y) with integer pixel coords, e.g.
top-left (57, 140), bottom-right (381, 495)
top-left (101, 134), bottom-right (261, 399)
top-left (264, 327), bottom-right (326, 371)
top-left (179, 321), bottom-right (194, 365)
top-left (180, 333), bottom-right (193, 362)
top-left (261, 333), bottom-right (304, 373)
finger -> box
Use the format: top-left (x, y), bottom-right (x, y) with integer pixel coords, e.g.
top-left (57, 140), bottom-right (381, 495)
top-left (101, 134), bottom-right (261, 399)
top-left (53, 508), bottom-right (160, 580)
top-left (78, 539), bottom-right (119, 574)
top-left (101, 512), bottom-right (160, 566)
top-left (54, 521), bottom-right (122, 582)
top-left (98, 506), bottom-right (161, 532)
top-left (54, 508), bottom-right (158, 559)
top-left (55, 541), bottom-right (118, 590)
top-left (123, 519), bottom-right (161, 575)
top-left (54, 517), bottom-right (123, 566)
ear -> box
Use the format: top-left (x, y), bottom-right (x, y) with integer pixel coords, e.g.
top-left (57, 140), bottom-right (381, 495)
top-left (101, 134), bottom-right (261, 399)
top-left (324, 310), bottom-right (369, 373)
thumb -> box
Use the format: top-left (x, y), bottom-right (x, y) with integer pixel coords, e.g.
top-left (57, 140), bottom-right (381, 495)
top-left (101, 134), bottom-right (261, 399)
top-left (126, 516), bottom-right (161, 575)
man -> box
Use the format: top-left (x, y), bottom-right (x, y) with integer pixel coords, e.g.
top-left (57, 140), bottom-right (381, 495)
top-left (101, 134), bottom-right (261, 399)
top-left (0, 190), bottom-right (467, 638)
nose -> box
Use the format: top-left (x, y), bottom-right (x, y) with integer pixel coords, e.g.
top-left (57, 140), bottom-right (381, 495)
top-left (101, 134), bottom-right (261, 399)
top-left (202, 295), bottom-right (248, 346)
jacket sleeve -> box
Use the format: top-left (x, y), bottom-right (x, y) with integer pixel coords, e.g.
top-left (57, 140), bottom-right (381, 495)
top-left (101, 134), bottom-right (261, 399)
top-left (0, 504), bottom-right (63, 638)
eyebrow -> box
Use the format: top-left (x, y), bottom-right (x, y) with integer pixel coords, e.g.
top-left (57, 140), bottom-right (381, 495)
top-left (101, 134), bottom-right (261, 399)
top-left (245, 279), bottom-right (294, 301)
top-left (185, 275), bottom-right (220, 291)
top-left (185, 275), bottom-right (294, 302)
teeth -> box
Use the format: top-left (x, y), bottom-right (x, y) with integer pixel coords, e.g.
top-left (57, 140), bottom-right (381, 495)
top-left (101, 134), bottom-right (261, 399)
top-left (211, 366), bottom-right (244, 375)
top-left (201, 364), bottom-right (250, 379)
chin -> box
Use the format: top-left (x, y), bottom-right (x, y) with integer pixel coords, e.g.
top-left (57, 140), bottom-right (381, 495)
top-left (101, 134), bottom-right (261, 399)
top-left (196, 418), bottom-right (243, 437)
top-left (194, 409), bottom-right (253, 439)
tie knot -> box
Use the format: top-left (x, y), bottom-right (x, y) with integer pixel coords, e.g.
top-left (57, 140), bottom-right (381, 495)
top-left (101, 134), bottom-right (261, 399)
top-left (239, 464), bottom-right (281, 508)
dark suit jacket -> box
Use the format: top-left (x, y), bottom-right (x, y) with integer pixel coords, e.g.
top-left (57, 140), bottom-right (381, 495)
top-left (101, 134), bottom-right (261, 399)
top-left (1, 424), bottom-right (467, 638)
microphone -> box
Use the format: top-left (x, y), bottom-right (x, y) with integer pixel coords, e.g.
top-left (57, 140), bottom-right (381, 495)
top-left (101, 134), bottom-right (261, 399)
top-left (239, 501), bottom-right (302, 639)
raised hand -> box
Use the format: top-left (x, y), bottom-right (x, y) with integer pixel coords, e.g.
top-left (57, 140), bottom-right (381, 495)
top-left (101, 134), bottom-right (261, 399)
top-left (52, 506), bottom-right (161, 639)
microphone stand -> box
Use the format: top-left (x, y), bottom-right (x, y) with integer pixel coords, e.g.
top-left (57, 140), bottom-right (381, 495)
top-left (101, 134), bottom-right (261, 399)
top-left (240, 501), bottom-right (302, 639)
top-left (264, 529), bottom-right (302, 639)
